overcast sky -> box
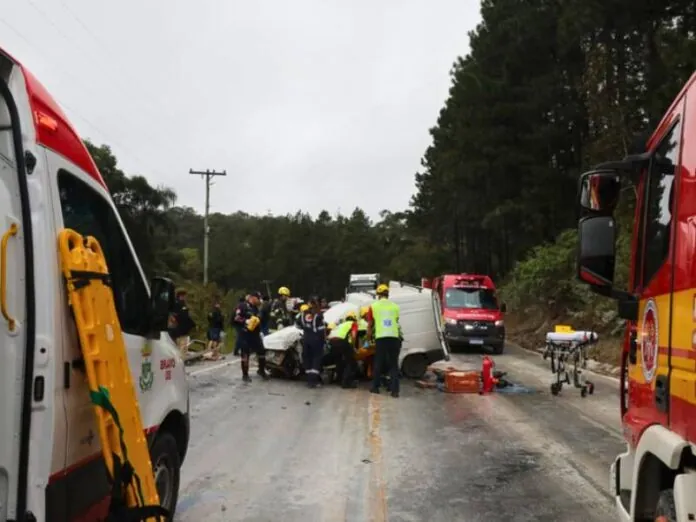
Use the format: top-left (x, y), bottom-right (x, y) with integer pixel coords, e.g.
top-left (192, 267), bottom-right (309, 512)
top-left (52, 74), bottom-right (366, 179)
top-left (2, 0), bottom-right (480, 220)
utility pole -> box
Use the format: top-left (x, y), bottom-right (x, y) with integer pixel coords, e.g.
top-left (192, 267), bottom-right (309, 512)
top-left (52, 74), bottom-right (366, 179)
top-left (189, 168), bottom-right (227, 285)
top-left (261, 279), bottom-right (273, 298)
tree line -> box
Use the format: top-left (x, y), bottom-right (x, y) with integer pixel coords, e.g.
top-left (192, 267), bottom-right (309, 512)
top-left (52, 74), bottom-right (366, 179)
top-left (85, 0), bottom-right (696, 353)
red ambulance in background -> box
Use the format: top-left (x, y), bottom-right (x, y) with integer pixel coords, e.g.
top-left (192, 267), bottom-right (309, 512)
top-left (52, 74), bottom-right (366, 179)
top-left (427, 274), bottom-right (506, 354)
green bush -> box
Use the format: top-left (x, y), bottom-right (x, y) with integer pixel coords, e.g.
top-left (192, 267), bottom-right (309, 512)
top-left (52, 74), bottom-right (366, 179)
top-left (501, 224), bottom-right (631, 322)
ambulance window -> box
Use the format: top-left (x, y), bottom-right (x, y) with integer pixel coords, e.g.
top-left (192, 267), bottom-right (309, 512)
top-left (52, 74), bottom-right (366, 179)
top-left (57, 170), bottom-right (150, 336)
top-left (641, 119), bottom-right (681, 287)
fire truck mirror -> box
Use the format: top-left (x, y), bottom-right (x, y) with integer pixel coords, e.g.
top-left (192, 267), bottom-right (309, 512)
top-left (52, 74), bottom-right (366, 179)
top-left (577, 215), bottom-right (616, 288)
top-left (150, 276), bottom-right (176, 332)
top-left (577, 170), bottom-right (621, 216)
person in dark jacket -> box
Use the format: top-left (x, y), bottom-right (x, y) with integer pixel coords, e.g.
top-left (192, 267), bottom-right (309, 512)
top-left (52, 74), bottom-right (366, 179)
top-left (297, 296), bottom-right (326, 388)
top-left (233, 292), bottom-right (269, 383)
top-left (207, 299), bottom-right (224, 360)
top-left (231, 295), bottom-right (246, 357)
top-left (260, 295), bottom-right (272, 335)
top-left (168, 290), bottom-right (195, 357)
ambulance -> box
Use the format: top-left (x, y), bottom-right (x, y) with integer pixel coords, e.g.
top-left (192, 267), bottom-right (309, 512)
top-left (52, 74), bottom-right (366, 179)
top-left (0, 47), bottom-right (189, 521)
top-left (575, 71), bottom-right (696, 520)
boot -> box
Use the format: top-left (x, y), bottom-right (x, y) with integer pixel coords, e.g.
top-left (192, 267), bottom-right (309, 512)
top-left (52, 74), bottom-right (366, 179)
top-left (257, 357), bottom-right (269, 380)
top-left (242, 359), bottom-right (251, 383)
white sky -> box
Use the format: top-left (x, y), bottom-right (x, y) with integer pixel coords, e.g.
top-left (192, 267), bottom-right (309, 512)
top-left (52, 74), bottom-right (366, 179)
top-left (2, 0), bottom-right (480, 220)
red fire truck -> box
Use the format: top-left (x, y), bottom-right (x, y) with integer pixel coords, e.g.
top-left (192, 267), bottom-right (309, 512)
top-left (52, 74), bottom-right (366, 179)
top-left (576, 72), bottom-right (696, 520)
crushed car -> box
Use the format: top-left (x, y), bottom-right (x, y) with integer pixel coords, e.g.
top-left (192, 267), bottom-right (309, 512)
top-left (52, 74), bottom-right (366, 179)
top-left (263, 282), bottom-right (449, 380)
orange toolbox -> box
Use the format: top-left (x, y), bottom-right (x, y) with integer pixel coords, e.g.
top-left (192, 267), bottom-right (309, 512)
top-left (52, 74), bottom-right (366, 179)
top-left (444, 370), bottom-right (481, 393)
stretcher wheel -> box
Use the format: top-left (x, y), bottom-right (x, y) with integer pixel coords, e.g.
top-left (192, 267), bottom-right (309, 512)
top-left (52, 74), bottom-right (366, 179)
top-left (550, 382), bottom-right (561, 395)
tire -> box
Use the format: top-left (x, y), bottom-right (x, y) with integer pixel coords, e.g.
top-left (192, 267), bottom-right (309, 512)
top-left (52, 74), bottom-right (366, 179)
top-left (150, 431), bottom-right (181, 521)
top-left (401, 354), bottom-right (428, 379)
top-left (655, 489), bottom-right (677, 522)
top-left (491, 342), bottom-right (504, 355)
top-left (283, 348), bottom-right (302, 380)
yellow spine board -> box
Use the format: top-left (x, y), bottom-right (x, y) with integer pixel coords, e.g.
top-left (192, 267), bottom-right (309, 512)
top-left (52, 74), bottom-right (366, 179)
top-left (58, 229), bottom-right (160, 517)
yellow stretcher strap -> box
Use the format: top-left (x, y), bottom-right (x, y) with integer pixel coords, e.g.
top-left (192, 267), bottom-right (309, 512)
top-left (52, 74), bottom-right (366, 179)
top-left (58, 229), bottom-right (167, 522)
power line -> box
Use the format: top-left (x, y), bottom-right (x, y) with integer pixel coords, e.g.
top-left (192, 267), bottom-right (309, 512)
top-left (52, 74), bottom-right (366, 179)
top-left (189, 169), bottom-right (227, 285)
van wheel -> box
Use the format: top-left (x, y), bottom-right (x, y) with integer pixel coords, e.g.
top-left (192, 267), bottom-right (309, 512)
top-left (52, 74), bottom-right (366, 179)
top-left (655, 489), bottom-right (676, 522)
top-left (401, 354), bottom-right (428, 379)
top-left (151, 432), bottom-right (181, 521)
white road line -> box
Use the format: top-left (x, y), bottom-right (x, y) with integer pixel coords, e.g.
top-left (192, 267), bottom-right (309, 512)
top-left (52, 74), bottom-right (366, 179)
top-left (189, 358), bottom-right (239, 376)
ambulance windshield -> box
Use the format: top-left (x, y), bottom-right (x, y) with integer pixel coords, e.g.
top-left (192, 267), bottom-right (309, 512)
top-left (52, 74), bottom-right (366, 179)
top-left (445, 288), bottom-right (498, 310)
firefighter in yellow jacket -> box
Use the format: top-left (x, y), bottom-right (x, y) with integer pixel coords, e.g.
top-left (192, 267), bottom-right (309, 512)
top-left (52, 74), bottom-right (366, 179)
top-left (367, 284), bottom-right (403, 397)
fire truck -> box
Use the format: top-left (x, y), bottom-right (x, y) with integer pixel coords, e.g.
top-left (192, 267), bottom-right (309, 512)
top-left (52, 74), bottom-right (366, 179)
top-left (575, 71), bottom-right (696, 520)
top-left (0, 47), bottom-right (190, 521)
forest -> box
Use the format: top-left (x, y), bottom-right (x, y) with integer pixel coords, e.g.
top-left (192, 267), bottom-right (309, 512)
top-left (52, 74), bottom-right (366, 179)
top-left (85, 0), bottom-right (696, 364)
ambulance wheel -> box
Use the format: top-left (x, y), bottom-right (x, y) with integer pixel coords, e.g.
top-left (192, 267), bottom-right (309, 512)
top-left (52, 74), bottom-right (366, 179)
top-left (151, 431), bottom-right (181, 520)
top-left (401, 354), bottom-right (428, 379)
top-left (654, 489), bottom-right (676, 522)
top-left (550, 382), bottom-right (561, 396)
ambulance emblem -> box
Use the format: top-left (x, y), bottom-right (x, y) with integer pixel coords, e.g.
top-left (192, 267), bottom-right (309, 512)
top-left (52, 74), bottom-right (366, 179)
top-left (641, 299), bottom-right (658, 383)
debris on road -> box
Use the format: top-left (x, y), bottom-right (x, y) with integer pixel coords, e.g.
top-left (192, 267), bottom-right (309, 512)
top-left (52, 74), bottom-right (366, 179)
top-left (417, 361), bottom-right (534, 395)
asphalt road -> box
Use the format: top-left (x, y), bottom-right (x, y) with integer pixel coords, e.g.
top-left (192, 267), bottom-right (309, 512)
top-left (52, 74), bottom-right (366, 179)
top-left (175, 343), bottom-right (624, 522)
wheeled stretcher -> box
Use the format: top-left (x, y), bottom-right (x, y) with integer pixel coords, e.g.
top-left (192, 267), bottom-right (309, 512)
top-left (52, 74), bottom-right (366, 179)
top-left (542, 330), bottom-right (598, 397)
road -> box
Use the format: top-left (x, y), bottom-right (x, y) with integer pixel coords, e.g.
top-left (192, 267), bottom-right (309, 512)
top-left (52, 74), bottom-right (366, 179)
top-left (175, 343), bottom-right (624, 522)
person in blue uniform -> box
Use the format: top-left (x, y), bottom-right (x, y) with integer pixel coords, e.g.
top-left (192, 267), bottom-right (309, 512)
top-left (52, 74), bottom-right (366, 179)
top-left (233, 292), bottom-right (269, 383)
top-left (298, 297), bottom-right (326, 388)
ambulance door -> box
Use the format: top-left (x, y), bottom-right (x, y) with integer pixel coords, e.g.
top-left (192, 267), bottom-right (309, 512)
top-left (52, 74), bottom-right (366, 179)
top-left (47, 153), bottom-right (154, 519)
top-left (0, 68), bottom-right (29, 522)
top-left (626, 100), bottom-right (683, 445)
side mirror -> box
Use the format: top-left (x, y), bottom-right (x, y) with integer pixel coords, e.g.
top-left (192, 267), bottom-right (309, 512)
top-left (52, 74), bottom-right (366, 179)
top-left (577, 215), bottom-right (616, 287)
top-left (150, 276), bottom-right (176, 334)
top-left (500, 302), bottom-right (507, 313)
top-left (577, 170), bottom-right (621, 216)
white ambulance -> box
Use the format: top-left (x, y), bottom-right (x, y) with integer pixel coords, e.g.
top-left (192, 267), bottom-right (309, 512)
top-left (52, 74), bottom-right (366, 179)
top-left (0, 47), bottom-right (190, 521)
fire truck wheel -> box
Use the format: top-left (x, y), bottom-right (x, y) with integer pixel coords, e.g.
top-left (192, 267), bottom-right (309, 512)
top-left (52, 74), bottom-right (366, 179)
top-left (654, 489), bottom-right (676, 522)
top-left (151, 431), bottom-right (181, 520)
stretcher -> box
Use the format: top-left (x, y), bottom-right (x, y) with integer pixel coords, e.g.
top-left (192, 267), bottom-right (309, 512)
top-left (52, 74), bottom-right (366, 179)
top-left (542, 329), bottom-right (598, 397)
top-left (58, 229), bottom-right (166, 521)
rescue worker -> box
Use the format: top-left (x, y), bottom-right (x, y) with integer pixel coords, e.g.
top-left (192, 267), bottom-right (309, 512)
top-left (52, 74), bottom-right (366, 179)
top-left (168, 289), bottom-right (195, 357)
top-left (295, 303), bottom-right (310, 327)
top-left (207, 299), bottom-right (224, 360)
top-left (260, 294), bottom-right (272, 335)
top-left (231, 295), bottom-right (246, 356)
top-left (298, 297), bottom-right (326, 388)
top-left (367, 284), bottom-right (403, 398)
top-left (320, 297), bottom-right (329, 312)
top-left (270, 286), bottom-right (293, 330)
top-left (328, 311), bottom-right (359, 388)
top-left (233, 291), bottom-right (269, 383)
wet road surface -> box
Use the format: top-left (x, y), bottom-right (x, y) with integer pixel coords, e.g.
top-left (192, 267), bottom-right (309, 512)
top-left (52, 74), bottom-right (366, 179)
top-left (176, 343), bottom-right (623, 521)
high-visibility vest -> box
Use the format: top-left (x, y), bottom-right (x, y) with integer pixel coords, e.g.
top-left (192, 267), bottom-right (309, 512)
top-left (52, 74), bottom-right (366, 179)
top-left (329, 320), bottom-right (354, 340)
top-left (371, 299), bottom-right (400, 339)
top-left (358, 319), bottom-right (368, 331)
